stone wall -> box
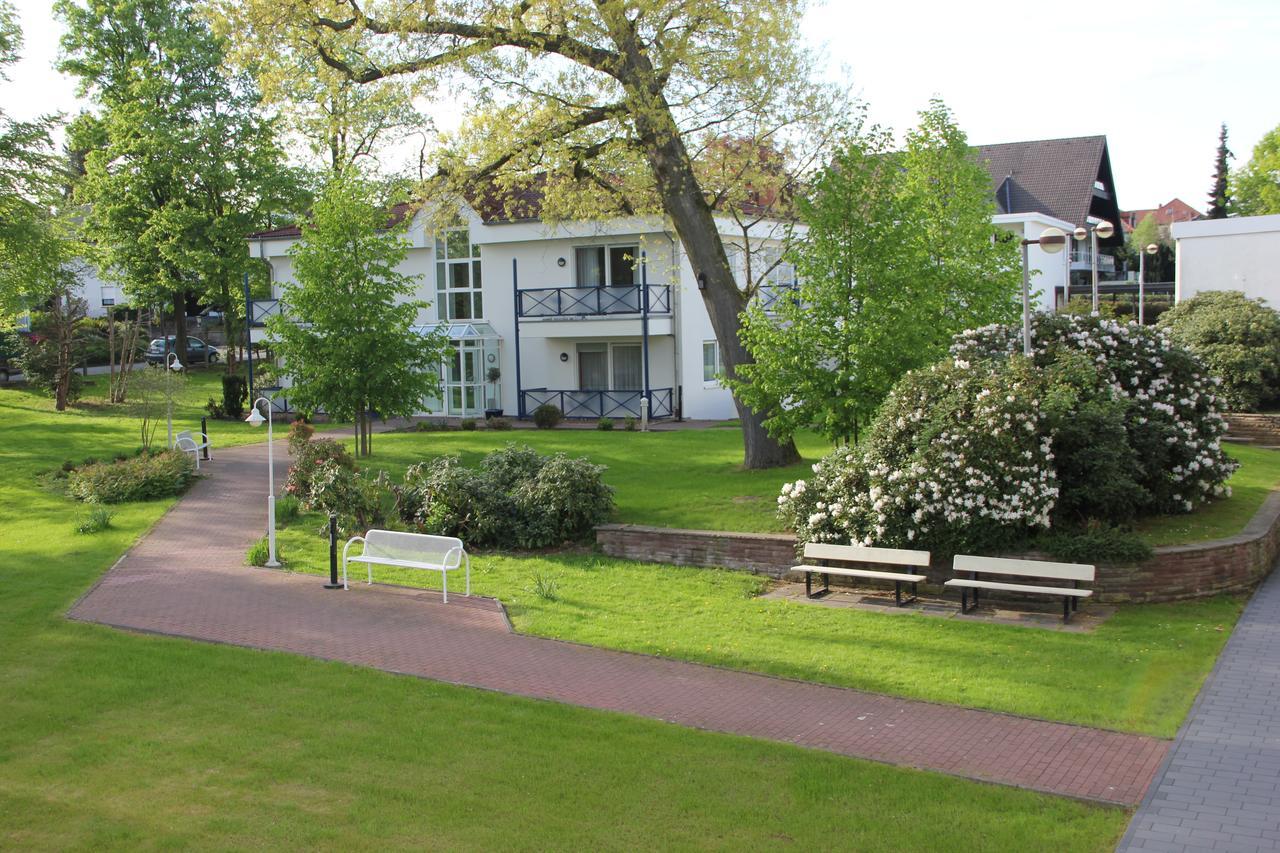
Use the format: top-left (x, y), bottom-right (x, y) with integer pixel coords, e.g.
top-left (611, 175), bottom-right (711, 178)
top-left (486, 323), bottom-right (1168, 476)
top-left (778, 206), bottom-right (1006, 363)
top-left (1225, 413), bottom-right (1280, 445)
top-left (595, 492), bottom-right (1280, 604)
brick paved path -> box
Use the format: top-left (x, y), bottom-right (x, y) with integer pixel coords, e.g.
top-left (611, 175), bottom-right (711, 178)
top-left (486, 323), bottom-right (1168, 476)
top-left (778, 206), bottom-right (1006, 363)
top-left (1118, 569), bottom-right (1280, 851)
top-left (69, 440), bottom-right (1168, 806)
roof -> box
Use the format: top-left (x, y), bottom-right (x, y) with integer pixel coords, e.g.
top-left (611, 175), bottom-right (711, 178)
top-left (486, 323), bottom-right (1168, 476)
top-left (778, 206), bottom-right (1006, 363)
top-left (976, 135), bottom-right (1123, 242)
top-left (1121, 198), bottom-right (1202, 231)
top-left (1172, 213), bottom-right (1280, 240)
top-left (248, 201), bottom-right (418, 240)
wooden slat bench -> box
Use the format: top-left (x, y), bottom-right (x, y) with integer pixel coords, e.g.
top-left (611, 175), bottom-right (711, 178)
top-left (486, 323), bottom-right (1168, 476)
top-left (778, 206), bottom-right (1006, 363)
top-left (794, 543), bottom-right (931, 607)
top-left (945, 555), bottom-right (1094, 623)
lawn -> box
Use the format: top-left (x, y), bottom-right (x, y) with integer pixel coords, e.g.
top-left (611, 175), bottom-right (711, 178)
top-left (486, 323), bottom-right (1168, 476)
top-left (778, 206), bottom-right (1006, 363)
top-left (325, 428), bottom-right (1280, 544)
top-left (0, 383), bottom-right (1128, 847)
top-left (278, 525), bottom-right (1239, 738)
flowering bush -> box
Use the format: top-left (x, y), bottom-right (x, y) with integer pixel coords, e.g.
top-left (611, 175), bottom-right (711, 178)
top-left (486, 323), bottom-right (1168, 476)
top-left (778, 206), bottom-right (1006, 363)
top-left (952, 313), bottom-right (1236, 515)
top-left (781, 314), bottom-right (1237, 557)
top-left (67, 451), bottom-right (196, 504)
top-left (284, 437), bottom-right (355, 501)
top-left (1159, 290), bottom-right (1280, 412)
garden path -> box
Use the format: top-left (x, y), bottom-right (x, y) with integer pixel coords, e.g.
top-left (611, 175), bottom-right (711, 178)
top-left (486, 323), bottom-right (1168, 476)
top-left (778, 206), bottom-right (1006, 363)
top-left (1118, 567), bottom-right (1280, 852)
top-left (69, 439), bottom-right (1168, 806)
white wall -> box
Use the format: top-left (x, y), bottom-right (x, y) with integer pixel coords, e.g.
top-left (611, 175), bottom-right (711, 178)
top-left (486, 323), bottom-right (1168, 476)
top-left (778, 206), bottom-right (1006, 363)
top-left (993, 213), bottom-right (1075, 313)
top-left (1173, 214), bottom-right (1280, 304)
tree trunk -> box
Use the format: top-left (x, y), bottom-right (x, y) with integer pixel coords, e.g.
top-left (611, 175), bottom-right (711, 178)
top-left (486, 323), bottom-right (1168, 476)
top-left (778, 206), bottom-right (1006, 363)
top-left (626, 89), bottom-right (799, 469)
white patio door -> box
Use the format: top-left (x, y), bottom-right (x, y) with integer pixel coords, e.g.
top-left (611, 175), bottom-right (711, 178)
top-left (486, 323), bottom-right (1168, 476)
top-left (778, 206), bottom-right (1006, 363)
top-left (612, 345), bottom-right (642, 390)
top-left (447, 344), bottom-right (484, 416)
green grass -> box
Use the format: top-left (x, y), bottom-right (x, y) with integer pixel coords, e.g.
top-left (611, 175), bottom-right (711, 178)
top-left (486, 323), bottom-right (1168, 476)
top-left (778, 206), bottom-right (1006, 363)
top-left (1137, 442), bottom-right (1280, 545)
top-left (0, 382), bottom-right (1128, 847)
top-left (281, 524), bottom-right (1238, 738)
top-left (355, 424), bottom-right (832, 532)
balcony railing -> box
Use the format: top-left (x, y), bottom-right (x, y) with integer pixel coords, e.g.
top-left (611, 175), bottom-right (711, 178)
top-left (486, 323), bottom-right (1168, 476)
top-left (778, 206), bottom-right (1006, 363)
top-left (1069, 251), bottom-right (1117, 272)
top-left (756, 283), bottom-right (799, 312)
top-left (249, 299), bottom-right (283, 327)
top-left (517, 285), bottom-right (671, 318)
top-left (520, 387), bottom-right (674, 420)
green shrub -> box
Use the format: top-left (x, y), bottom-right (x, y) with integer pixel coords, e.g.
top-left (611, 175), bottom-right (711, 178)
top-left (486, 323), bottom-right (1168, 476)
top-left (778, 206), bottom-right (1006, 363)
top-left (1159, 290), bottom-right (1280, 411)
top-left (596, 417), bottom-right (614, 431)
top-left (1039, 524), bottom-right (1154, 565)
top-left (303, 462), bottom-right (393, 536)
top-left (624, 416), bottom-right (638, 432)
top-left (276, 494), bottom-right (301, 525)
top-left (487, 416), bottom-right (513, 430)
top-left (16, 334), bottom-right (84, 403)
top-left (221, 373), bottom-right (248, 419)
top-left (67, 451), bottom-right (196, 504)
top-left (532, 403), bottom-right (562, 429)
top-left (399, 445), bottom-right (614, 548)
top-left (204, 397), bottom-right (225, 419)
top-left (284, 438), bottom-right (355, 501)
top-left (287, 419), bottom-right (315, 454)
top-left (246, 537), bottom-right (281, 567)
top-left (75, 506), bottom-right (115, 535)
top-left (460, 418), bottom-right (477, 431)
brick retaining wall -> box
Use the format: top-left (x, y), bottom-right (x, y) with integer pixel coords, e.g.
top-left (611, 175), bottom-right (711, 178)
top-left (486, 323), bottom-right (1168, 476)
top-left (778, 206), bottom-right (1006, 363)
top-left (1225, 413), bottom-right (1280, 445)
top-left (595, 492), bottom-right (1280, 604)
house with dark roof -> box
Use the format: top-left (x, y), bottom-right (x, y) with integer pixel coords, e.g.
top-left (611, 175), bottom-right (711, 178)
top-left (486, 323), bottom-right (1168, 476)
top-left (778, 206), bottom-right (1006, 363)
top-left (977, 135), bottom-right (1126, 308)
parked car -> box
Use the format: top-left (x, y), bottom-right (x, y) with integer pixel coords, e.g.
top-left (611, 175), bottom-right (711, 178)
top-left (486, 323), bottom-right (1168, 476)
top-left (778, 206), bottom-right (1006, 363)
top-left (144, 336), bottom-right (220, 367)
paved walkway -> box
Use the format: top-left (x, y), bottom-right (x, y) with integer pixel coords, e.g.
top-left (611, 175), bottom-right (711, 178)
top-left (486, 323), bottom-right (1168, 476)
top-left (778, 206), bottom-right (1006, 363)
top-left (1118, 569), bottom-right (1280, 852)
top-left (69, 440), bottom-right (1168, 806)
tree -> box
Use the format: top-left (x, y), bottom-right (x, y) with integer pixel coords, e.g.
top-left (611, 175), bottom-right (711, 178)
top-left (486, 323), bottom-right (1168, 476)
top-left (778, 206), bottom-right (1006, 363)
top-left (1123, 212), bottom-right (1174, 284)
top-left (1234, 124), bottom-right (1280, 216)
top-left (0, 0), bottom-right (65, 322)
top-left (268, 171), bottom-right (449, 456)
top-left (730, 103), bottom-right (1020, 444)
top-left (235, 0), bottom-right (846, 468)
top-left (1207, 122), bottom-right (1233, 219)
top-left (56, 0), bottom-right (302, 370)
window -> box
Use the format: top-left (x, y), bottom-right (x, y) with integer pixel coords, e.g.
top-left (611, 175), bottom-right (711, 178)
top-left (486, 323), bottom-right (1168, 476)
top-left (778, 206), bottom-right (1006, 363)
top-left (612, 345), bottom-right (641, 389)
top-left (578, 343), bottom-right (608, 389)
top-left (703, 340), bottom-right (722, 383)
top-left (575, 244), bottom-right (638, 287)
top-left (435, 228), bottom-right (482, 320)
top-left (101, 298), bottom-right (115, 306)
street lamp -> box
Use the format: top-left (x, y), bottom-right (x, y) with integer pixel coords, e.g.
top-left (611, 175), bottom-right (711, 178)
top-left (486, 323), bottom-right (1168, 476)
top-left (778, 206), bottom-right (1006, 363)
top-left (1020, 226), bottom-right (1069, 355)
top-left (245, 397), bottom-right (281, 568)
top-left (164, 351), bottom-right (183, 449)
top-left (1138, 242), bottom-right (1159, 325)
top-left (1074, 220), bottom-right (1116, 315)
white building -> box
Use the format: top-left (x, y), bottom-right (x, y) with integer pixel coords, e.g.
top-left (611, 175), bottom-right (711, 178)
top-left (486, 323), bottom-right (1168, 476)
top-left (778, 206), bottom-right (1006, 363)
top-left (73, 261), bottom-right (126, 318)
top-left (1172, 214), bottom-right (1280, 304)
top-left (248, 201), bottom-right (796, 422)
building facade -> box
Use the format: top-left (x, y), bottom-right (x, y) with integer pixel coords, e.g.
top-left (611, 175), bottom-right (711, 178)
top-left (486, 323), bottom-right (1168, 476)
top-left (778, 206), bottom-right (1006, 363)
top-left (248, 203), bottom-right (795, 422)
top-left (1173, 213), bottom-right (1280, 304)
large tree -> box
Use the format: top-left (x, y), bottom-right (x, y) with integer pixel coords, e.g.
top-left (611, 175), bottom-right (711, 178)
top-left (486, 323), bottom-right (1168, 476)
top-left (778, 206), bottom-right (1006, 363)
top-left (1234, 124), bottom-right (1280, 216)
top-left (269, 171), bottom-right (449, 456)
top-left (56, 0), bottom-right (302, 368)
top-left (238, 0), bottom-right (844, 468)
top-left (730, 102), bottom-right (1020, 444)
top-left (1207, 122), bottom-right (1233, 219)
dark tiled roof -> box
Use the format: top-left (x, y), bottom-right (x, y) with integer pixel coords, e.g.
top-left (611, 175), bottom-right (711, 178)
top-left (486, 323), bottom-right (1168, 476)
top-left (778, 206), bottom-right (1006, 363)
top-left (248, 202), bottom-right (418, 240)
top-left (977, 135), bottom-right (1114, 228)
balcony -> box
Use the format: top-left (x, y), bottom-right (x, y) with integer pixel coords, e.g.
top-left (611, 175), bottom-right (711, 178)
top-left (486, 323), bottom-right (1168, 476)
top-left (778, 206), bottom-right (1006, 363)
top-left (519, 387), bottom-right (674, 420)
top-left (249, 299), bottom-right (283, 327)
top-left (756, 283), bottom-right (799, 312)
top-left (1069, 251), bottom-right (1117, 273)
top-left (517, 285), bottom-right (671, 318)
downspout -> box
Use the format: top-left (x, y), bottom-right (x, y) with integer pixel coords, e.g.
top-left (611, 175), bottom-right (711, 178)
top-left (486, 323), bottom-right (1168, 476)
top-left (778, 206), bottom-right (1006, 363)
top-left (640, 250), bottom-right (651, 415)
top-left (512, 259), bottom-right (524, 418)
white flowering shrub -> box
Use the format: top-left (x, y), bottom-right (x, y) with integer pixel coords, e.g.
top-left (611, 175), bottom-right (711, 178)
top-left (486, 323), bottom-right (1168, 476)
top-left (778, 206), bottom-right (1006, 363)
top-left (780, 314), bottom-right (1238, 556)
top-left (952, 313), bottom-right (1236, 515)
top-left (780, 359), bottom-right (1059, 555)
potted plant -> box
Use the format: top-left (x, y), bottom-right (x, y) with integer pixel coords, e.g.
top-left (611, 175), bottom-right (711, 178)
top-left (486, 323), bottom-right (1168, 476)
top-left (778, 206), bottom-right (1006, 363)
top-left (484, 366), bottom-right (503, 419)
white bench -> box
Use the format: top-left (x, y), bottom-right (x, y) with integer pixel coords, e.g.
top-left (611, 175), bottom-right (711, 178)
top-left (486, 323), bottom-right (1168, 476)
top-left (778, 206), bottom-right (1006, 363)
top-left (794, 543), bottom-right (931, 607)
top-left (342, 529), bottom-right (471, 603)
top-left (945, 555), bottom-right (1094, 623)
top-left (173, 429), bottom-right (212, 469)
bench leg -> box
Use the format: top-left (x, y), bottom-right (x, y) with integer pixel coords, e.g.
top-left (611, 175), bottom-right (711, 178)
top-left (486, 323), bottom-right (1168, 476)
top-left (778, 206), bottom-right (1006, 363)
top-left (442, 570), bottom-right (448, 604)
top-left (895, 580), bottom-right (901, 607)
top-left (960, 588), bottom-right (969, 614)
top-left (1063, 595), bottom-right (1071, 623)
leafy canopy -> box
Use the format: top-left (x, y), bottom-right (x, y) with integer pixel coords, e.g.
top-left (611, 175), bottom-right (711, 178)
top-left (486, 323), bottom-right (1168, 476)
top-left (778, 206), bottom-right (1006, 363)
top-left (730, 102), bottom-right (1020, 444)
top-left (1233, 124), bottom-right (1280, 217)
top-left (268, 171), bottom-right (449, 433)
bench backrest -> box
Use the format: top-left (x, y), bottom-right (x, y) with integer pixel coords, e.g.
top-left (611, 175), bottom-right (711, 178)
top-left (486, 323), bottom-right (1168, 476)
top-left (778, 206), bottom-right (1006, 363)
top-left (802, 542), bottom-right (930, 568)
top-left (953, 554), bottom-right (1094, 583)
top-left (365, 529), bottom-right (464, 568)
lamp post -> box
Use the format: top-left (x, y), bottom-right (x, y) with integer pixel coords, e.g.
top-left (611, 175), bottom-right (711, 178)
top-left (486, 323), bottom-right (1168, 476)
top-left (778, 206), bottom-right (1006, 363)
top-left (1019, 227), bottom-right (1069, 355)
top-left (245, 397), bottom-right (281, 568)
top-left (1074, 220), bottom-right (1115, 315)
top-left (164, 351), bottom-right (184, 449)
top-left (1138, 242), bottom-right (1159, 325)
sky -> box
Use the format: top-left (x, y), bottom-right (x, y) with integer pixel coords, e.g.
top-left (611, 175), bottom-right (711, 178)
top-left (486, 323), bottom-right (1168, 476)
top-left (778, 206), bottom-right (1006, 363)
top-left (4, 0), bottom-right (1278, 213)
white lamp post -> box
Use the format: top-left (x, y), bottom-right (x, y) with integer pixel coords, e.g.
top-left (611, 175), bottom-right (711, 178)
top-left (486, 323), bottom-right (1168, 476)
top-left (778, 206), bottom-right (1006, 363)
top-left (1138, 242), bottom-right (1159, 325)
top-left (165, 351), bottom-right (184, 449)
top-left (1020, 226), bottom-right (1069, 355)
top-left (1074, 220), bottom-right (1115, 315)
top-left (245, 397), bottom-right (281, 568)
